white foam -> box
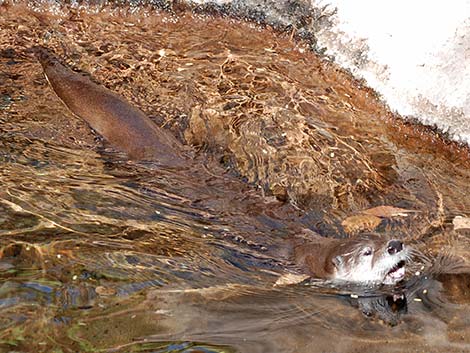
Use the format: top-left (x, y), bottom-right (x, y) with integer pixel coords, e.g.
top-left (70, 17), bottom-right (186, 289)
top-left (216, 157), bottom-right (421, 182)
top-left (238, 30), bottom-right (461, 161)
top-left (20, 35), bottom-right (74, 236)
top-left (314, 0), bottom-right (470, 144)
top-left (193, 0), bottom-right (470, 145)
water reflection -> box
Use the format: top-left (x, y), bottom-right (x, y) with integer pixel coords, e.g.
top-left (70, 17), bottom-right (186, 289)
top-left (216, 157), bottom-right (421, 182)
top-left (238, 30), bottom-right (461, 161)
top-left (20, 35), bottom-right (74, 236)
top-left (0, 1), bottom-right (469, 352)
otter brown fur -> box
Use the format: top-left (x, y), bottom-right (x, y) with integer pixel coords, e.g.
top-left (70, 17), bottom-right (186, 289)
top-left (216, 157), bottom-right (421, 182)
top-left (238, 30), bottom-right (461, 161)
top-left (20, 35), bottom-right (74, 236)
top-left (33, 46), bottom-right (185, 166)
top-left (33, 48), bottom-right (409, 287)
top-left (293, 231), bottom-right (409, 285)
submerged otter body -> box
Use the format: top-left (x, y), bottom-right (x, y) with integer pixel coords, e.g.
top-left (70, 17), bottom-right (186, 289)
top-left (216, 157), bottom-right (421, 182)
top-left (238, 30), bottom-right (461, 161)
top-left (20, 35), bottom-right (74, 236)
top-left (33, 47), bottom-right (185, 166)
top-left (293, 232), bottom-right (409, 285)
top-left (34, 48), bottom-right (409, 287)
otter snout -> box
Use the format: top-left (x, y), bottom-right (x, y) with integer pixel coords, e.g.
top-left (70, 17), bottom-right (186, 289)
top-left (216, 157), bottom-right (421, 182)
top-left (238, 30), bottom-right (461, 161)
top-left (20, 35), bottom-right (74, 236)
top-left (387, 240), bottom-right (403, 255)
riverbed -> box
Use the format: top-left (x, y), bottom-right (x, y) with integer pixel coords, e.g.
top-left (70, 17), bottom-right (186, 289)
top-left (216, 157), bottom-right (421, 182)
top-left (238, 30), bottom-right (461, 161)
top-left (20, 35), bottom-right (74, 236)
top-left (0, 1), bottom-right (469, 352)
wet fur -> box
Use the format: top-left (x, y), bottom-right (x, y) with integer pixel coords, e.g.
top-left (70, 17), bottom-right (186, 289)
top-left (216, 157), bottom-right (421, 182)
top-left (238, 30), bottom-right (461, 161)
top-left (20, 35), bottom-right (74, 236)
top-left (293, 232), bottom-right (410, 284)
top-left (32, 47), bottom-right (411, 286)
top-left (33, 46), bottom-right (185, 166)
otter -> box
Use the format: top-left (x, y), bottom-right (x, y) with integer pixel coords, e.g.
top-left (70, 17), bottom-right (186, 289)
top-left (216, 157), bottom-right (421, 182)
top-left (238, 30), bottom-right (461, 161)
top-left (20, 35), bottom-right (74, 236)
top-left (33, 48), bottom-right (410, 286)
top-left (32, 46), bottom-right (186, 167)
top-left (293, 232), bottom-right (409, 285)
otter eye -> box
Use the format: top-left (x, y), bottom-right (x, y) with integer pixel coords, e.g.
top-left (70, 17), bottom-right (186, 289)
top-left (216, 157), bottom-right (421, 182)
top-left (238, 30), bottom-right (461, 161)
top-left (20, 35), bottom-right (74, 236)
top-left (363, 247), bottom-right (372, 256)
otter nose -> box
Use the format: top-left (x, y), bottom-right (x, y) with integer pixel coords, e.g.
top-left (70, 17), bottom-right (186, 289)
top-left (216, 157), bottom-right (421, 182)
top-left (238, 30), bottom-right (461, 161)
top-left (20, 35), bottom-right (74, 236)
top-left (387, 240), bottom-right (403, 255)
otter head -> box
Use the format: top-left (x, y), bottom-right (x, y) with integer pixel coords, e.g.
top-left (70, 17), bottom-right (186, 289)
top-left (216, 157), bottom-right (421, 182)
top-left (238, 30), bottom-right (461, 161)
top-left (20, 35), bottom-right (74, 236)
top-left (331, 238), bottom-right (409, 285)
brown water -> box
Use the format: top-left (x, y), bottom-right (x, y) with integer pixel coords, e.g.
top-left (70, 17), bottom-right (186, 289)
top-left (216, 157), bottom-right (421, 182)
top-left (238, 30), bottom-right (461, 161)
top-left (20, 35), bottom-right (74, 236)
top-left (0, 2), bottom-right (469, 352)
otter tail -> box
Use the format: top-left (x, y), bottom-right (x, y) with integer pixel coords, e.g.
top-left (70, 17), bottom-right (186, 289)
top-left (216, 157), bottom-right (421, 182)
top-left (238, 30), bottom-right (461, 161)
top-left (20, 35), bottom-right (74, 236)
top-left (32, 46), bottom-right (186, 166)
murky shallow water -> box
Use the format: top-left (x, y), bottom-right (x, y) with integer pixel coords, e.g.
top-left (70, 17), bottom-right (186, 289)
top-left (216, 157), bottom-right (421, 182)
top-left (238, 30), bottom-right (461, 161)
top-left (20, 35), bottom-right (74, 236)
top-left (0, 1), bottom-right (469, 352)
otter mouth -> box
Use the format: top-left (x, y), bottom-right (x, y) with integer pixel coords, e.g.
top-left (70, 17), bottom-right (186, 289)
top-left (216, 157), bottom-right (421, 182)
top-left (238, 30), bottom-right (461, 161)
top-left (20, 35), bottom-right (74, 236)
top-left (384, 260), bottom-right (406, 284)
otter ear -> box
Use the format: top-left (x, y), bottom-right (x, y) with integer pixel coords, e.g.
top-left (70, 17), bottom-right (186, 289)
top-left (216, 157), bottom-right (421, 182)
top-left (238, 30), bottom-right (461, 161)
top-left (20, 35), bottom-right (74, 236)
top-left (332, 255), bottom-right (344, 269)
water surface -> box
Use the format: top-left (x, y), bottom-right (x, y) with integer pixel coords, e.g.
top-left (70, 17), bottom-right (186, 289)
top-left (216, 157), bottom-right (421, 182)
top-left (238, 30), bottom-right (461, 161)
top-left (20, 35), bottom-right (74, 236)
top-left (0, 2), bottom-right (469, 352)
